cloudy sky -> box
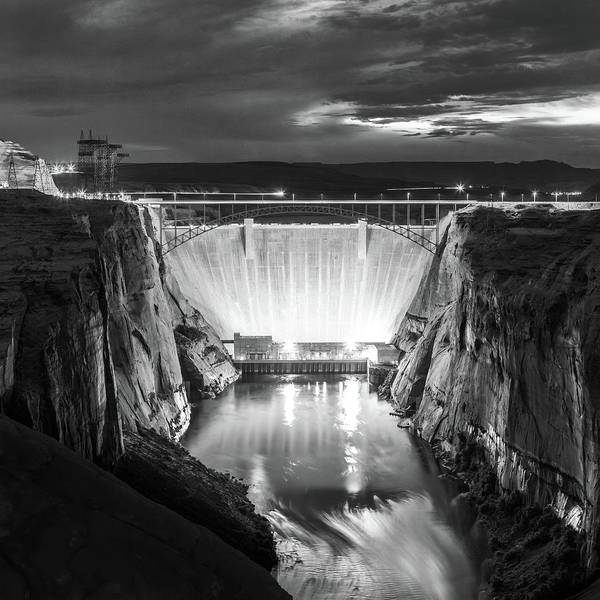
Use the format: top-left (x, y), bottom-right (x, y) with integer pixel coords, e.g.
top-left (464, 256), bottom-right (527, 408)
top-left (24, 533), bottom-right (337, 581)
top-left (3, 0), bottom-right (600, 165)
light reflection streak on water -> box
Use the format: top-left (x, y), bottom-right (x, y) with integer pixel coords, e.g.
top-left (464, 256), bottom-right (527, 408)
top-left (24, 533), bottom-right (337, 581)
top-left (282, 383), bottom-right (296, 428)
top-left (338, 378), bottom-right (363, 494)
top-left (182, 375), bottom-right (477, 600)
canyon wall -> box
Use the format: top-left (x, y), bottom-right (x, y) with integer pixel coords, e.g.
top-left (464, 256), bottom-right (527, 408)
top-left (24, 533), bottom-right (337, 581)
top-left (390, 205), bottom-right (600, 561)
top-left (0, 192), bottom-right (285, 596)
top-left (0, 192), bottom-right (235, 462)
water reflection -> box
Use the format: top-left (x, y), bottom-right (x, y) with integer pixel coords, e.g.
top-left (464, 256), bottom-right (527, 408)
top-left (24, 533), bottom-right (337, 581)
top-left (283, 383), bottom-right (296, 428)
top-left (183, 375), bottom-right (476, 600)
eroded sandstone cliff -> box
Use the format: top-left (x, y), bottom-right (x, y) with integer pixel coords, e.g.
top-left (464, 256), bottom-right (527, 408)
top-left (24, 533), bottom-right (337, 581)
top-left (0, 192), bottom-right (236, 462)
top-left (0, 192), bottom-right (282, 587)
top-left (165, 270), bottom-right (239, 399)
top-left (390, 205), bottom-right (600, 563)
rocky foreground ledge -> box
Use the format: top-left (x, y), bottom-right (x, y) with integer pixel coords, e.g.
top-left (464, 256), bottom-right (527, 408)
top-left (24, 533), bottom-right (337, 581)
top-left (0, 416), bottom-right (290, 599)
top-left (114, 428), bottom-right (277, 569)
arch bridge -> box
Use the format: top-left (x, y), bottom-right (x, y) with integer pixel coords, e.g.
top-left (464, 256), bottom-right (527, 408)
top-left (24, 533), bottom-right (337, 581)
top-left (149, 201), bottom-right (452, 255)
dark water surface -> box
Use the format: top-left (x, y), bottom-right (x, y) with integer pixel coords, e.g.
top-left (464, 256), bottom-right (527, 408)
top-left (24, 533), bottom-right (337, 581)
top-left (182, 375), bottom-right (476, 600)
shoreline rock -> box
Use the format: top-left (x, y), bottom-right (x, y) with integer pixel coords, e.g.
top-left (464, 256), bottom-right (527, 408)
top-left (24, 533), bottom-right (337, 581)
top-left (0, 415), bottom-right (290, 599)
top-left (113, 427), bottom-right (278, 570)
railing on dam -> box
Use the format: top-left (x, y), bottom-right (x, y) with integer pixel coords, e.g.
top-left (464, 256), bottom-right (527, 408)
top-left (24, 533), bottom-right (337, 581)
top-left (235, 359), bottom-right (369, 376)
top-left (159, 203), bottom-right (440, 254)
top-left (134, 193), bottom-right (473, 257)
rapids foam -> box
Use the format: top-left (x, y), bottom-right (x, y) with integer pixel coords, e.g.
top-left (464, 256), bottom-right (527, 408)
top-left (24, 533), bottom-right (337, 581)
top-left (270, 495), bottom-right (476, 600)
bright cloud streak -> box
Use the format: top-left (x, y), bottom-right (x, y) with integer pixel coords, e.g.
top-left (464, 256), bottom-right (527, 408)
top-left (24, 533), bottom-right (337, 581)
top-left (335, 93), bottom-right (600, 136)
top-left (237, 0), bottom-right (414, 32)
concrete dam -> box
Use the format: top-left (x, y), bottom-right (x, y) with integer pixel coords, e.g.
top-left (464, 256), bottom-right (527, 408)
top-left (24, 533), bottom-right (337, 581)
top-left (164, 220), bottom-right (437, 343)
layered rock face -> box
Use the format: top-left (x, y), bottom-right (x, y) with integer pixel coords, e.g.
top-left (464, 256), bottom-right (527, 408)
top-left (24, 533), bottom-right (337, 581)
top-left (0, 140), bottom-right (59, 196)
top-left (390, 205), bottom-right (600, 561)
top-left (0, 192), bottom-right (234, 461)
top-left (165, 271), bottom-right (239, 398)
top-left (0, 415), bottom-right (290, 600)
top-left (0, 192), bottom-right (284, 593)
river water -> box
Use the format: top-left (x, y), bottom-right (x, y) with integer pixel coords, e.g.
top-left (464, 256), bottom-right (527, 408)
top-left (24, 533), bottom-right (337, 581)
top-left (182, 374), bottom-right (477, 600)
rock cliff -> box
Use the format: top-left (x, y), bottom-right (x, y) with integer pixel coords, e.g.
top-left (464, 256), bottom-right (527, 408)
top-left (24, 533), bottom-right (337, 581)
top-left (0, 140), bottom-right (59, 196)
top-left (0, 415), bottom-right (290, 600)
top-left (0, 191), bottom-right (280, 577)
top-left (390, 205), bottom-right (600, 563)
top-left (165, 271), bottom-right (239, 399)
top-left (0, 191), bottom-right (235, 462)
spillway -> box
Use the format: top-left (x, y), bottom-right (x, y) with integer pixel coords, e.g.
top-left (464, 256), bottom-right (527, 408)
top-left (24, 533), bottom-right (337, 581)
top-left (165, 222), bottom-right (436, 342)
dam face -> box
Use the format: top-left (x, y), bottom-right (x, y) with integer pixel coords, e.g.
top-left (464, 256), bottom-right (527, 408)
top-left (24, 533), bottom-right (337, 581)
top-left (166, 222), bottom-right (434, 342)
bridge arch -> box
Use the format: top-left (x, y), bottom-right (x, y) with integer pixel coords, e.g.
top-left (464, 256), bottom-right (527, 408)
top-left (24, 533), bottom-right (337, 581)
top-left (160, 203), bottom-right (438, 255)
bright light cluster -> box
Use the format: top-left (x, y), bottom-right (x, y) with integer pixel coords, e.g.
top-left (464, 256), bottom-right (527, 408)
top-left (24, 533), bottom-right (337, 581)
top-left (54, 189), bottom-right (132, 201)
top-left (50, 163), bottom-right (78, 175)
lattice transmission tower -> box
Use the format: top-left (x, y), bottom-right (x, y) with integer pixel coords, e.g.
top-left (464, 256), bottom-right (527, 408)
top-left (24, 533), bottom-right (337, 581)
top-left (7, 152), bottom-right (18, 189)
top-left (32, 157), bottom-right (47, 194)
top-left (77, 129), bottom-right (129, 192)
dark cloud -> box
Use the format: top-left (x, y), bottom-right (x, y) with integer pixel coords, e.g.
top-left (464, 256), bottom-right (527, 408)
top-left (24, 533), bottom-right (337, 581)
top-left (28, 106), bottom-right (88, 118)
top-left (1, 0), bottom-right (600, 165)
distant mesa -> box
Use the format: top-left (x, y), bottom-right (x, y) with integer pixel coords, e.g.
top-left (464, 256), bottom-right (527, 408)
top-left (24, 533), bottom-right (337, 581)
top-left (0, 139), bottom-right (59, 196)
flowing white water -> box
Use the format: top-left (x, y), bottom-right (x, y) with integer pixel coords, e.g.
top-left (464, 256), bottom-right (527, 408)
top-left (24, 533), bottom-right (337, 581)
top-left (272, 496), bottom-right (475, 600)
top-left (166, 224), bottom-right (435, 342)
top-left (183, 375), bottom-right (477, 599)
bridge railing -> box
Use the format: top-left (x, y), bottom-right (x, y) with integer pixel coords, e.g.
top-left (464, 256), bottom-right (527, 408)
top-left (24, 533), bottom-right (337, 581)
top-left (144, 197), bottom-right (600, 257)
top-left (159, 203), bottom-right (439, 255)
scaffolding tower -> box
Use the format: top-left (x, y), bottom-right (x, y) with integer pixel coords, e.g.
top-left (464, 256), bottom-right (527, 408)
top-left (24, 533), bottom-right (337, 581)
top-left (77, 129), bottom-right (129, 192)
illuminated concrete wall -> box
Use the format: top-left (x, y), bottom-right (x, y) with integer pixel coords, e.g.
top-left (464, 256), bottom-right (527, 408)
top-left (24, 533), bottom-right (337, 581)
top-left (165, 223), bottom-right (435, 343)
